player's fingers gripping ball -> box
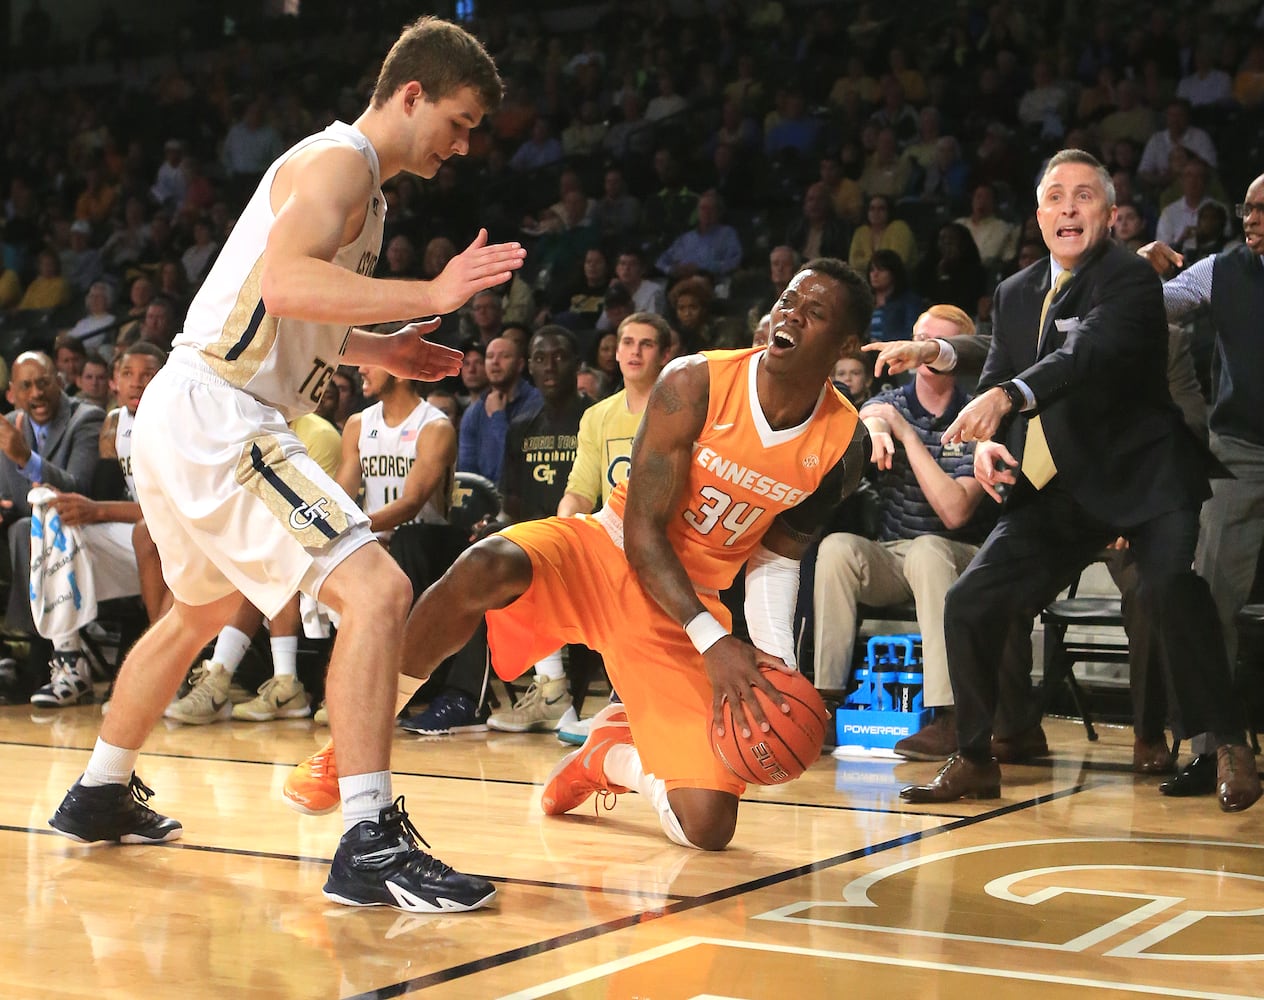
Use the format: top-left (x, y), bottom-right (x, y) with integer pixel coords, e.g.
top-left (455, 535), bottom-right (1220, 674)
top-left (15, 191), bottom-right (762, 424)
top-left (711, 667), bottom-right (829, 785)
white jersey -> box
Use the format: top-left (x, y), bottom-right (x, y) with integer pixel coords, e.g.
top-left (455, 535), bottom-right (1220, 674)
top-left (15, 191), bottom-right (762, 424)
top-left (174, 121), bottom-right (385, 420)
top-left (115, 406), bottom-right (137, 500)
top-left (358, 399), bottom-right (451, 525)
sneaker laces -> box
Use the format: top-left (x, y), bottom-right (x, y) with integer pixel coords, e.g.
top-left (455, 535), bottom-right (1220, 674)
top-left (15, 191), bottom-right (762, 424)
top-left (512, 679), bottom-right (543, 712)
top-left (308, 744), bottom-right (336, 779)
top-left (593, 788), bottom-right (619, 816)
top-left (380, 796), bottom-right (455, 880)
top-left (126, 774), bottom-right (163, 821)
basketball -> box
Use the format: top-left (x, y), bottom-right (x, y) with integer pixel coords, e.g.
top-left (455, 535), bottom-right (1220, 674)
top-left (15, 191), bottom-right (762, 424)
top-left (711, 667), bottom-right (830, 785)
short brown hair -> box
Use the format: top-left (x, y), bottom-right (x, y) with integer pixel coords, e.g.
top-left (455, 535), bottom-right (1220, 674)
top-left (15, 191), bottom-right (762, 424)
top-left (618, 311), bottom-right (673, 352)
top-left (372, 16), bottom-right (503, 113)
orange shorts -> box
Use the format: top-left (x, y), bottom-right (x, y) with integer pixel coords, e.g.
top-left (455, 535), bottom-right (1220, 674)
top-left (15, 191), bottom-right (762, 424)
top-left (487, 515), bottom-right (744, 796)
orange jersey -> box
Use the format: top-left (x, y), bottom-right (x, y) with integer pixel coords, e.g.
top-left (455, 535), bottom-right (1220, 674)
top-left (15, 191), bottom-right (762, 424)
top-left (603, 347), bottom-right (860, 590)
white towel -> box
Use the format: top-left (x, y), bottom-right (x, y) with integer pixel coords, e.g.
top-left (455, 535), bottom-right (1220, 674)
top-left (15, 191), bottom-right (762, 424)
top-left (28, 486), bottom-right (98, 639)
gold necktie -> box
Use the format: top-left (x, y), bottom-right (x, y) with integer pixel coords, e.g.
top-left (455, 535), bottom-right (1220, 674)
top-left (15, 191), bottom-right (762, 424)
top-left (1021, 269), bottom-right (1072, 489)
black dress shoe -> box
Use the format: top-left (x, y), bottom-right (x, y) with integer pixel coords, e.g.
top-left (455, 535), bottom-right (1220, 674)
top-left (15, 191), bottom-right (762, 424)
top-left (1158, 753), bottom-right (1217, 797)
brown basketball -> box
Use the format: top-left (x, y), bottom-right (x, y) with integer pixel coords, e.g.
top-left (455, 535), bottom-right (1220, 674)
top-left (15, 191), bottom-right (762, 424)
top-left (710, 667), bottom-right (830, 785)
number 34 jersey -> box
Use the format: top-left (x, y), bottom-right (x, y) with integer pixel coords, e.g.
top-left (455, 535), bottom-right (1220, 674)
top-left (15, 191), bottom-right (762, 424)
top-left (601, 347), bottom-right (861, 592)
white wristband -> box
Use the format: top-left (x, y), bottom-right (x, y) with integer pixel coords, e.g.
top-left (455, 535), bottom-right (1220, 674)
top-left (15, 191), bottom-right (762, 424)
top-left (684, 611), bottom-right (729, 655)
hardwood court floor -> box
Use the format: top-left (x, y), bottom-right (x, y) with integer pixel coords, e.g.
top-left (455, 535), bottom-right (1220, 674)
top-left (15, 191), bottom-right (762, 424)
top-left (3, 705), bottom-right (1264, 999)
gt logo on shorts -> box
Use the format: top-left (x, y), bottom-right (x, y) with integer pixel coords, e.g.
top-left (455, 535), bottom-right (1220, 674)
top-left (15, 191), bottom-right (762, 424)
top-left (237, 435), bottom-right (350, 548)
top-left (289, 497), bottom-right (331, 531)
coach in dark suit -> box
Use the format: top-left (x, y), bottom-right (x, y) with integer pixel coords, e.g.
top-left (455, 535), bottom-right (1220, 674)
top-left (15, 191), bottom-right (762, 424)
top-left (0, 352), bottom-right (105, 690)
top-left (899, 149), bottom-right (1259, 812)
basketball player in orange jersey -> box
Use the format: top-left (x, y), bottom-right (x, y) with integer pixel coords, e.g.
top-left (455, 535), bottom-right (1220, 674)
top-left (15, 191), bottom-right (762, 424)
top-left (290, 258), bottom-right (872, 850)
top-left (49, 17), bottom-right (524, 912)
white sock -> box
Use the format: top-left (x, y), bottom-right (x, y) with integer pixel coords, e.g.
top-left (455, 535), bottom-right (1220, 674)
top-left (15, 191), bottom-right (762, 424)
top-left (81, 737), bottom-right (139, 787)
top-left (533, 649), bottom-right (565, 681)
top-left (52, 634), bottom-right (82, 654)
top-left (604, 744), bottom-right (698, 849)
top-left (269, 636), bottom-right (298, 678)
top-left (339, 771), bottom-right (393, 831)
top-left (211, 626), bottom-right (252, 676)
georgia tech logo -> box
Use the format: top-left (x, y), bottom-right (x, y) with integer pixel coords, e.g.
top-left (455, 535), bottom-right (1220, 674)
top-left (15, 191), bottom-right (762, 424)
top-left (289, 497), bottom-right (331, 531)
top-left (755, 838), bottom-right (1264, 961)
top-left (533, 465), bottom-right (557, 485)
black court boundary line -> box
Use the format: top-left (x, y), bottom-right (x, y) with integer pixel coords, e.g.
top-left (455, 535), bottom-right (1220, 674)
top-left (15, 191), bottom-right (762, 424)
top-left (344, 782), bottom-right (1095, 999)
top-left (3, 824), bottom-right (689, 902)
top-left (0, 739), bottom-right (971, 820)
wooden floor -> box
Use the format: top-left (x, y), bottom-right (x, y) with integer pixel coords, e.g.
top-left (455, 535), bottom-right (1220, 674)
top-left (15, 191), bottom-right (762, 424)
top-left (4, 703), bottom-right (1264, 999)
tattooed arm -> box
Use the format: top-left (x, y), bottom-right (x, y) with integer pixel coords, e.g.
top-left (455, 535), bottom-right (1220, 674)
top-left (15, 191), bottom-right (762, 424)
top-left (623, 355), bottom-right (787, 736)
top-left (624, 355), bottom-right (711, 624)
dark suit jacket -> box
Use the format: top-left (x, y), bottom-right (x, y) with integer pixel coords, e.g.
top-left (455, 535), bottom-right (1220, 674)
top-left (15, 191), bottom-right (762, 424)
top-left (979, 241), bottom-right (1209, 528)
top-left (0, 393), bottom-right (106, 520)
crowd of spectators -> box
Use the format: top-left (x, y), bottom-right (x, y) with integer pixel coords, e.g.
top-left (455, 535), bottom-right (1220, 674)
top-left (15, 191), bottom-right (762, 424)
top-left (4, 0), bottom-right (1264, 708)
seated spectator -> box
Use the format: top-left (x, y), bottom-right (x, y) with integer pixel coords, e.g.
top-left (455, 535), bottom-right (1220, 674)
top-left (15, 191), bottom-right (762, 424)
top-left (74, 164), bottom-right (117, 228)
top-left (1138, 99), bottom-right (1218, 189)
top-left (0, 261), bottom-right (25, 311)
top-left (100, 196), bottom-right (153, 272)
top-left (1112, 201), bottom-right (1150, 251)
top-left (832, 349), bottom-right (873, 406)
top-left (180, 217), bottom-right (220, 286)
top-left (819, 150), bottom-right (864, 226)
top-left (642, 149), bottom-right (697, 246)
top-left (723, 52), bottom-right (765, 116)
top-left (0, 351), bottom-right (106, 701)
top-left (867, 249), bottom-right (923, 343)
top-left (903, 107), bottom-right (945, 174)
top-left (600, 248), bottom-right (665, 324)
top-left (115, 274), bottom-right (155, 344)
top-left (1182, 201), bottom-right (1236, 262)
top-left (603, 93), bottom-right (653, 160)
top-left (829, 54), bottom-right (880, 111)
top-left (654, 190), bottom-right (743, 284)
top-left (509, 117), bottom-right (564, 173)
top-left (587, 328), bottom-right (621, 394)
top-left (1177, 44), bottom-right (1234, 108)
top-left (785, 182), bottom-right (851, 261)
top-left (859, 127), bottom-right (912, 201)
top-left (744, 245), bottom-right (800, 332)
top-left (151, 138), bottom-right (187, 210)
top-left (594, 282), bottom-right (634, 337)
top-left (1017, 58), bottom-right (1069, 134)
top-left (76, 351), bottom-right (112, 410)
top-left (869, 77), bottom-right (919, 150)
top-left (376, 234), bottom-right (418, 280)
top-left (549, 247), bottom-right (611, 330)
top-left (61, 219), bottom-right (103, 296)
top-left (17, 250), bottom-right (71, 312)
top-left (915, 222), bottom-right (986, 317)
top-left (576, 363), bottom-right (610, 402)
top-left (956, 182), bottom-right (1020, 273)
top-left (457, 335), bottom-right (541, 483)
top-left (1154, 153), bottom-right (1229, 248)
top-left (591, 167), bottom-right (641, 241)
top-left (1077, 66), bottom-right (1119, 125)
top-left (561, 100), bottom-right (607, 158)
top-left (920, 136), bottom-right (971, 211)
top-left (1098, 79), bottom-right (1158, 151)
top-left (849, 194), bottom-right (918, 272)
top-left (711, 99), bottom-right (761, 156)
top-left (53, 333), bottom-right (87, 391)
top-left (667, 275), bottom-right (744, 353)
top-left (764, 87), bottom-right (822, 159)
top-left (812, 306), bottom-right (996, 762)
top-left (458, 341), bottom-right (489, 405)
top-left (645, 71), bottom-right (689, 123)
top-left (1234, 38), bottom-right (1264, 109)
top-left (64, 280), bottom-right (118, 351)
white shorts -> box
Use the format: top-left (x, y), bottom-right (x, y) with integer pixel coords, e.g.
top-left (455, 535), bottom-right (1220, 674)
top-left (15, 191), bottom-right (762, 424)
top-left (81, 521), bottom-right (141, 601)
top-left (132, 348), bottom-right (373, 619)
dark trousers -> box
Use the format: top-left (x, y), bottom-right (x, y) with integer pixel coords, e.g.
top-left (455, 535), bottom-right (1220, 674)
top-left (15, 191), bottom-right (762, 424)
top-left (945, 480), bottom-right (1244, 756)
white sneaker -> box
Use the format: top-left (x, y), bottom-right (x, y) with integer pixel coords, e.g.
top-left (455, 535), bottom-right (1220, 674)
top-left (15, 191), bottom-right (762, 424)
top-left (557, 714), bottom-right (593, 746)
top-left (233, 675), bottom-right (311, 721)
top-left (164, 662), bottom-right (233, 725)
top-left (30, 653), bottom-right (93, 708)
top-left (487, 676), bottom-right (572, 732)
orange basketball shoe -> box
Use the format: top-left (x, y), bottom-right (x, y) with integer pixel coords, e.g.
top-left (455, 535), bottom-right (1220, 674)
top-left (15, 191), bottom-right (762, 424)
top-left (284, 740), bottom-right (340, 815)
top-left (540, 704), bottom-right (633, 815)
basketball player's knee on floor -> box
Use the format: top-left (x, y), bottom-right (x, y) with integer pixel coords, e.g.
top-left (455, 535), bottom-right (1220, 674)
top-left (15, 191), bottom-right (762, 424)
top-left (669, 791), bottom-right (738, 851)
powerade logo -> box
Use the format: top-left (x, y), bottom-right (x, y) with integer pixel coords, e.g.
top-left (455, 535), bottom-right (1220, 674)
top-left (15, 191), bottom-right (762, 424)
top-left (841, 723), bottom-right (914, 737)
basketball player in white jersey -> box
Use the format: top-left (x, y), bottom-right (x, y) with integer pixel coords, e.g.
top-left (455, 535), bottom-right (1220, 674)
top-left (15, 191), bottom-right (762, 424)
top-left (29, 342), bottom-right (165, 707)
top-left (49, 17), bottom-right (524, 914)
top-left (338, 366), bottom-right (455, 538)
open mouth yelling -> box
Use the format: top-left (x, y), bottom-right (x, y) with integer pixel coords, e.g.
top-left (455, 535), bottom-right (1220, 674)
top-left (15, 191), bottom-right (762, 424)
top-left (769, 327), bottom-right (797, 353)
top-left (1054, 224), bottom-right (1084, 240)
